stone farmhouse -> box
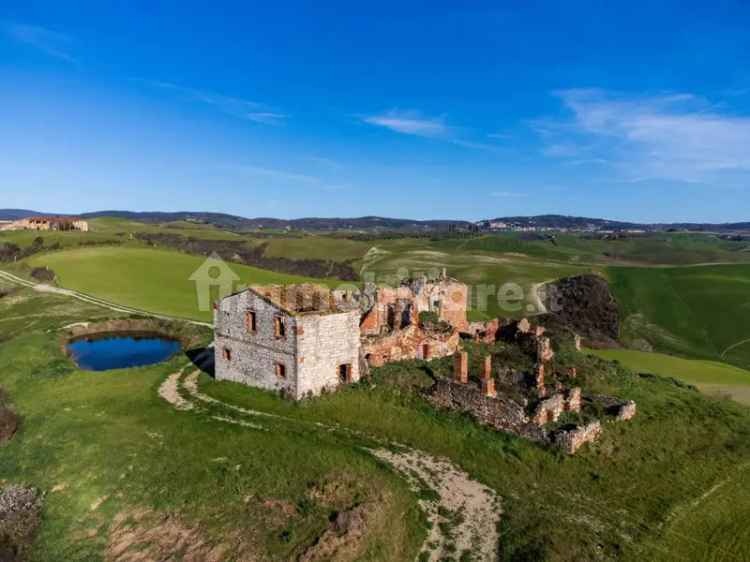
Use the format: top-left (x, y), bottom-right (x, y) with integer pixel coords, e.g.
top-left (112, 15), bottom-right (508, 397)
top-left (213, 273), bottom-right (636, 453)
top-left (3, 216), bottom-right (89, 232)
top-left (214, 274), bottom-right (469, 399)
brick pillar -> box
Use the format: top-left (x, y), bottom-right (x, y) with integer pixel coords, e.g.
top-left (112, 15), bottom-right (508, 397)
top-left (566, 387), bottom-right (582, 412)
top-left (482, 377), bottom-right (496, 398)
top-left (535, 363), bottom-right (547, 397)
top-left (482, 355), bottom-right (492, 380)
top-left (453, 351), bottom-right (468, 384)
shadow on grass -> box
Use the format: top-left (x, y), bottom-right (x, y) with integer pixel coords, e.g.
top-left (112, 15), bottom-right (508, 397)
top-left (185, 346), bottom-right (214, 377)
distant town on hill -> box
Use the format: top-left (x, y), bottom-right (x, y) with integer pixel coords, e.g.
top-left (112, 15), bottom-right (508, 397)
top-left (1, 209), bottom-right (748, 234)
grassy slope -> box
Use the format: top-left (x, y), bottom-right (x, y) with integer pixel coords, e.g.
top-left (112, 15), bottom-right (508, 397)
top-left (0, 290), bottom-right (422, 561)
top-left (261, 236), bottom-right (372, 262)
top-left (2, 272), bottom-right (750, 559)
top-left (25, 247), bottom-right (342, 321)
top-left (589, 348), bottom-right (750, 405)
top-left (643, 464), bottom-right (750, 562)
top-left (609, 264), bottom-right (750, 369)
top-left (202, 352), bottom-right (750, 561)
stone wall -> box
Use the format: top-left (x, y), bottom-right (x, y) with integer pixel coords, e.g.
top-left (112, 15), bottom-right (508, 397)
top-left (552, 421), bottom-right (602, 454)
top-left (297, 310), bottom-right (362, 398)
top-left (616, 400), bottom-right (637, 421)
top-left (425, 379), bottom-right (545, 441)
top-left (214, 290), bottom-right (300, 398)
top-left (531, 388), bottom-right (582, 426)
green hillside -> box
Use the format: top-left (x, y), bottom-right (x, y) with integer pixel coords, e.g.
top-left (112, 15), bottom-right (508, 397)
top-left (589, 349), bottom-right (750, 405)
top-left (25, 247), bottom-right (340, 321)
top-left (609, 264), bottom-right (750, 369)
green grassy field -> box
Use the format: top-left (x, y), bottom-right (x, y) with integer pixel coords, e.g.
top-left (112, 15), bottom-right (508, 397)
top-left (261, 235), bottom-right (372, 262)
top-left (0, 217), bottom-right (243, 250)
top-left (643, 464), bottom-right (750, 562)
top-left (154, 338), bottom-right (750, 561)
top-left (0, 289), bottom-right (421, 561)
top-left (3, 269), bottom-right (750, 559)
top-left (24, 247), bottom-right (342, 321)
top-left (435, 232), bottom-right (750, 266)
top-left (589, 348), bottom-right (750, 405)
top-left (608, 264), bottom-right (750, 369)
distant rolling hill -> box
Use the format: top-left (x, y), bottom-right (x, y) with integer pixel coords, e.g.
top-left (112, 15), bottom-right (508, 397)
top-left (0, 209), bottom-right (48, 221)
top-left (1, 209), bottom-right (748, 233)
top-left (0, 210), bottom-right (474, 232)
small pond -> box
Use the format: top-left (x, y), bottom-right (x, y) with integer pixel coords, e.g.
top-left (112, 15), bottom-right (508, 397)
top-left (67, 333), bottom-right (182, 371)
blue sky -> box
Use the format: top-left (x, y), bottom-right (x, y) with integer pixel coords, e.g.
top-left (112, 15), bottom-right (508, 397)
top-left (1, 1), bottom-right (749, 222)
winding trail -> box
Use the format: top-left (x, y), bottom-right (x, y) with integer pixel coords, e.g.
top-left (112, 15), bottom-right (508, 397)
top-left (0, 269), bottom-right (212, 328)
top-left (160, 366), bottom-right (502, 561)
top-left (721, 337), bottom-right (750, 359)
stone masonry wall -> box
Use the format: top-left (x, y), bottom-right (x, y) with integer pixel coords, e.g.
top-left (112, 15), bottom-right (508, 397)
top-left (297, 310), bottom-right (362, 398)
top-left (425, 379), bottom-right (546, 441)
top-left (214, 290), bottom-right (299, 397)
top-left (553, 421), bottom-right (602, 454)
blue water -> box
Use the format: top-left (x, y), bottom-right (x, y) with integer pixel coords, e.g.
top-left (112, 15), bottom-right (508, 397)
top-left (67, 334), bottom-right (181, 371)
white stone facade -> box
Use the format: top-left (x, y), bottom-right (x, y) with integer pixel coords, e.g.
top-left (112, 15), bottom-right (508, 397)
top-left (214, 288), bottom-right (361, 400)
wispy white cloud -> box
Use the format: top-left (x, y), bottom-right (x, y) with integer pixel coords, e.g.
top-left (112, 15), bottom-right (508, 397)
top-left (362, 109), bottom-right (506, 152)
top-left (145, 80), bottom-right (287, 125)
top-left (2, 22), bottom-right (77, 64)
top-left (363, 109), bottom-right (449, 138)
top-left (540, 88), bottom-right (750, 183)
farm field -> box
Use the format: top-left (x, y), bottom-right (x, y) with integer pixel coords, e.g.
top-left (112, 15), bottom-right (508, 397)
top-left (2, 286), bottom-right (750, 559)
top-left (0, 217), bottom-right (246, 259)
top-left (608, 264), bottom-right (750, 369)
top-left (434, 232), bottom-right (750, 266)
top-left (589, 348), bottom-right (750, 405)
top-left (24, 247), bottom-right (341, 321)
top-left (358, 238), bottom-right (594, 319)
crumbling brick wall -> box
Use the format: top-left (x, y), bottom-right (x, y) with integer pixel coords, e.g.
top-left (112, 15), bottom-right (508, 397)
top-left (362, 326), bottom-right (460, 367)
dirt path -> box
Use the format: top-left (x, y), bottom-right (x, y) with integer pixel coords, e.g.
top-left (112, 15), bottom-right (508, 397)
top-left (369, 448), bottom-right (501, 561)
top-left (721, 337), bottom-right (750, 359)
top-left (159, 367), bottom-right (502, 561)
top-left (0, 270), bottom-right (212, 328)
top-left (530, 281), bottom-right (550, 315)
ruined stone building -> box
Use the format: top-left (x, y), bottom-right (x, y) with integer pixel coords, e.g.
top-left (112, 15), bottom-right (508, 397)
top-left (360, 275), bottom-right (468, 366)
top-left (214, 274), bottom-right (469, 399)
top-left (213, 274), bottom-right (636, 453)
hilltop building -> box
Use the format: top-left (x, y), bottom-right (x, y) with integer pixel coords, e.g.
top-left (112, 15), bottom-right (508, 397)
top-left (214, 273), bottom-right (469, 399)
top-left (4, 216), bottom-right (89, 232)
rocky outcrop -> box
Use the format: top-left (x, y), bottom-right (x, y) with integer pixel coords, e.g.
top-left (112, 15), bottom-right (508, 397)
top-left (537, 274), bottom-right (619, 346)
